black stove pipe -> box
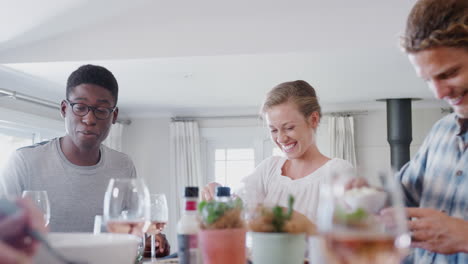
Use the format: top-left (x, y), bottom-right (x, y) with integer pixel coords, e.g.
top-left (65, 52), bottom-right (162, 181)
top-left (386, 99), bottom-right (413, 170)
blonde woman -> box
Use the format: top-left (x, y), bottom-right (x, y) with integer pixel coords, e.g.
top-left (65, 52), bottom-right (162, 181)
top-left (202, 80), bottom-right (352, 221)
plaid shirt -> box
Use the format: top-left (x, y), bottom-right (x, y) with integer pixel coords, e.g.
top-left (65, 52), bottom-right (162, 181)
top-left (398, 113), bottom-right (468, 264)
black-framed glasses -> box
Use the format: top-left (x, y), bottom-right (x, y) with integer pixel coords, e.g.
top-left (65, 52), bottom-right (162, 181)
top-left (65, 100), bottom-right (116, 120)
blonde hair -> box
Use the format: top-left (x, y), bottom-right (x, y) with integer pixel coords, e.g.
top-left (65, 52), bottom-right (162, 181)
top-left (261, 80), bottom-right (322, 120)
top-left (402, 0), bottom-right (468, 53)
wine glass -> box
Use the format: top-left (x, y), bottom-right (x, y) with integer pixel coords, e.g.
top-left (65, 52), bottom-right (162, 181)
top-left (22, 190), bottom-right (50, 226)
top-left (103, 178), bottom-right (150, 261)
top-left (147, 193), bottom-right (169, 260)
top-left (316, 168), bottom-right (411, 264)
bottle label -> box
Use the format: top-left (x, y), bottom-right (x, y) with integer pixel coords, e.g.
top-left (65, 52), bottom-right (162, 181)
top-left (178, 234), bottom-right (199, 264)
top-left (186, 201), bottom-right (197, 211)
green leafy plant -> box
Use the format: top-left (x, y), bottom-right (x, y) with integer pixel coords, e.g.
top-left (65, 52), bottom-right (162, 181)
top-left (334, 207), bottom-right (369, 226)
top-left (198, 198), bottom-right (244, 229)
top-left (271, 195), bottom-right (294, 232)
top-left (248, 195), bottom-right (315, 234)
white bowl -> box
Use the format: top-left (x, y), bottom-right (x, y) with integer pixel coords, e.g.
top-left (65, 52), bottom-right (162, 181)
top-left (344, 187), bottom-right (388, 213)
top-left (35, 232), bottom-right (140, 264)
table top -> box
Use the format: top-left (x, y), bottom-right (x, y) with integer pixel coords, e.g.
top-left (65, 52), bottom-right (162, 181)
top-left (142, 258), bottom-right (178, 264)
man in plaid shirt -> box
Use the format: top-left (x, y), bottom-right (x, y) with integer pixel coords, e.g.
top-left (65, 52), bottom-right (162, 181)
top-left (398, 0), bottom-right (468, 263)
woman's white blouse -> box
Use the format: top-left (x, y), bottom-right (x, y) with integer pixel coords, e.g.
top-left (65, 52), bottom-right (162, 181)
top-left (237, 156), bottom-right (353, 222)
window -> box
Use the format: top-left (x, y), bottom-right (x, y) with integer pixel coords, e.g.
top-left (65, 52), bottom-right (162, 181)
top-left (214, 148), bottom-right (255, 190)
top-left (0, 132), bottom-right (33, 173)
top-left (0, 108), bottom-right (64, 174)
top-left (201, 126), bottom-right (265, 188)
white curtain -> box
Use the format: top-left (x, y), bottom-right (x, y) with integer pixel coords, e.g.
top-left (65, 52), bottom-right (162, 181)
top-left (328, 115), bottom-right (357, 166)
top-left (103, 122), bottom-right (123, 151)
top-left (169, 120), bottom-right (202, 222)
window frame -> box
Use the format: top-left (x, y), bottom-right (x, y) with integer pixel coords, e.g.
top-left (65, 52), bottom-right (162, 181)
top-left (200, 126), bottom-right (267, 185)
top-left (212, 147), bottom-right (256, 189)
top-left (0, 107), bottom-right (64, 143)
top-left (0, 107), bottom-right (64, 175)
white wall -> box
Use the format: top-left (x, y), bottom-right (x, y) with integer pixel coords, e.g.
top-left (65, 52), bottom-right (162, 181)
top-left (354, 108), bottom-right (446, 178)
top-left (122, 117), bottom-right (171, 193)
top-left (121, 117), bottom-right (175, 247)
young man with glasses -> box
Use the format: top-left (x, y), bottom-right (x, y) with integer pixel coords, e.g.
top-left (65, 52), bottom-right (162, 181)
top-left (0, 64), bottom-right (137, 233)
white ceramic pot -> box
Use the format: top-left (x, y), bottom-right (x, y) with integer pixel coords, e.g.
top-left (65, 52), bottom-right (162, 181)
top-left (250, 232), bottom-right (306, 264)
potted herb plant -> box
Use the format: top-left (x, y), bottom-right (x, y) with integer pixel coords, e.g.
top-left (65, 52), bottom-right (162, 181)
top-left (198, 192), bottom-right (246, 264)
top-left (247, 196), bottom-right (316, 264)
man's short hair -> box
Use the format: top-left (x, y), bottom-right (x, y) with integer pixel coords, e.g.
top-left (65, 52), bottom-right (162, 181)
top-left (66, 64), bottom-right (119, 105)
top-left (402, 0), bottom-right (468, 53)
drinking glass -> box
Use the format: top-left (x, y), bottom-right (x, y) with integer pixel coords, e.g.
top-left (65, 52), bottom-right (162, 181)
top-left (22, 190), bottom-right (50, 226)
top-left (103, 178), bottom-right (150, 261)
top-left (316, 168), bottom-right (411, 264)
top-left (93, 215), bottom-right (106, 234)
top-left (147, 193), bottom-right (169, 260)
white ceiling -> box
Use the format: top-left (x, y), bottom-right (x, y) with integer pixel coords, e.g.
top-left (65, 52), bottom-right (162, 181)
top-left (0, 0), bottom-right (446, 118)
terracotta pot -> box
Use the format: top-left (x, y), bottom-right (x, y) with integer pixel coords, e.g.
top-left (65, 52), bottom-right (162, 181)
top-left (199, 228), bottom-right (246, 264)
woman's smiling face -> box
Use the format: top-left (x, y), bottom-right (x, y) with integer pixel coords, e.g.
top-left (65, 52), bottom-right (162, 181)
top-left (265, 101), bottom-right (319, 159)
